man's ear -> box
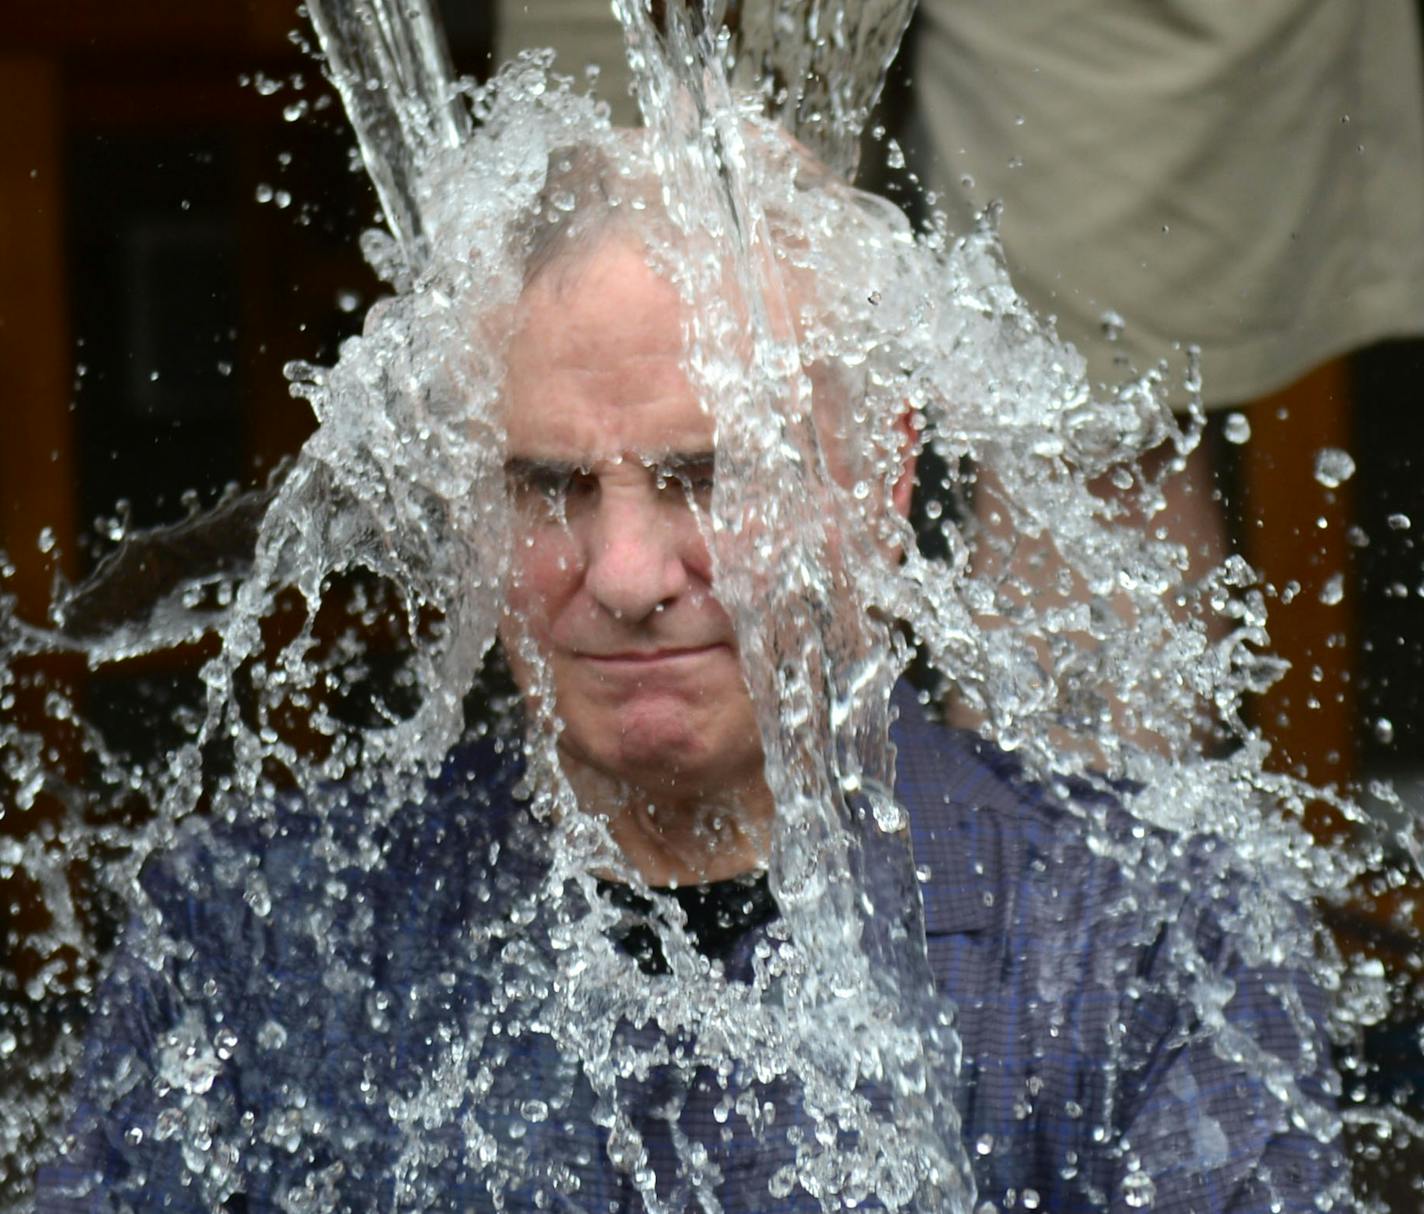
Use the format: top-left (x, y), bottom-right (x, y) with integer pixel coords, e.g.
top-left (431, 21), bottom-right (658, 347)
top-left (891, 406), bottom-right (919, 519)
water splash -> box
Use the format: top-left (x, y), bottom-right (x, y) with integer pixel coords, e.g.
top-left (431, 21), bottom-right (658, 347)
top-left (725, 0), bottom-right (917, 178)
top-left (1, 0), bottom-right (1419, 1209)
top-left (305, 0), bottom-right (469, 282)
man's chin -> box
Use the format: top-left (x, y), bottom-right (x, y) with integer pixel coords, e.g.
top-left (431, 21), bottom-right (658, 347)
top-left (559, 704), bottom-right (760, 798)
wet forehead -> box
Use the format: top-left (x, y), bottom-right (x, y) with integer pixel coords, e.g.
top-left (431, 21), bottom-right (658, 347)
top-left (503, 237), bottom-right (713, 465)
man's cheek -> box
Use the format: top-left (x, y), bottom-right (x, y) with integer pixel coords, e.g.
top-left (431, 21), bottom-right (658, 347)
top-left (505, 541), bottom-right (552, 619)
top-left (504, 549), bottom-right (582, 671)
top-left (500, 549), bottom-right (545, 651)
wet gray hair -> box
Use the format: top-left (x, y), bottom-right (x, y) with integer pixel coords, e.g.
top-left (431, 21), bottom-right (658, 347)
top-left (514, 133), bottom-right (909, 489)
top-left (518, 141), bottom-right (671, 288)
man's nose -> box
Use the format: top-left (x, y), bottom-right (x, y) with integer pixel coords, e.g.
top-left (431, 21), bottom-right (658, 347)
top-left (583, 488), bottom-right (693, 622)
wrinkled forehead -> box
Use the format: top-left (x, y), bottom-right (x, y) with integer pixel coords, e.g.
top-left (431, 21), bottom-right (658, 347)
top-left (515, 232), bottom-right (686, 359)
top-left (499, 220), bottom-right (866, 480)
top-left (500, 234), bottom-right (706, 462)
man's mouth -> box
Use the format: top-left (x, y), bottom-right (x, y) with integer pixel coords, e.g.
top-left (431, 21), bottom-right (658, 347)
top-left (575, 643), bottom-right (732, 667)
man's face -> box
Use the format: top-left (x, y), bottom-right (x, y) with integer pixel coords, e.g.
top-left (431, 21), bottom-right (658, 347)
top-left (500, 236), bottom-right (765, 802)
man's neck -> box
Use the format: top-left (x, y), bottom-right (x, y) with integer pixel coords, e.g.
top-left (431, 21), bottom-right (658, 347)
top-left (558, 749), bottom-right (774, 886)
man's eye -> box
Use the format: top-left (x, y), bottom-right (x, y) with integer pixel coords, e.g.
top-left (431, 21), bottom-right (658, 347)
top-left (659, 462), bottom-right (715, 498)
top-left (510, 467), bottom-right (594, 511)
top-left (513, 470), bottom-right (569, 502)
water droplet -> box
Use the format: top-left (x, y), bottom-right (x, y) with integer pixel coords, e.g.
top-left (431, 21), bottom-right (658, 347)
top-left (769, 1166), bottom-right (797, 1198)
top-left (1313, 447), bottom-right (1355, 488)
top-left (336, 289), bottom-right (362, 313)
top-left (1387, 512), bottom-right (1411, 531)
top-left (1121, 1172), bottom-right (1156, 1208)
top-left (1318, 574), bottom-right (1344, 606)
top-left (244, 884), bottom-right (272, 918)
top-left (520, 1098), bottom-right (549, 1123)
top-left (1374, 718), bottom-right (1395, 745)
top-left (0, 1029), bottom-right (16, 1056)
top-left (1222, 412), bottom-right (1251, 445)
top-left (1099, 310), bottom-right (1124, 342)
top-left (36, 526), bottom-right (56, 554)
top-left (283, 99), bottom-right (310, 123)
top-left (255, 183), bottom-right (275, 204)
top-left (975, 1133), bottom-right (994, 1155)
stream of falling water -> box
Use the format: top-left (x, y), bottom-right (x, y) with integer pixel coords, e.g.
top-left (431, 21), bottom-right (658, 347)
top-left (2, 1), bottom-right (1421, 1211)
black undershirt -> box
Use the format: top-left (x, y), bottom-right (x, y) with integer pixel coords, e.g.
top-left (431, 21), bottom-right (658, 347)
top-left (596, 872), bottom-right (778, 975)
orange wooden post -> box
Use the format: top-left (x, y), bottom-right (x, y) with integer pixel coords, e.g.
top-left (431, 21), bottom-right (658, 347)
top-left (0, 56), bottom-right (76, 620)
top-left (0, 55), bottom-right (85, 996)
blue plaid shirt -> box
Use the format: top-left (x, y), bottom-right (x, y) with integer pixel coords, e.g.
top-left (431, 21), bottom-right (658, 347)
top-left (36, 692), bottom-right (1346, 1212)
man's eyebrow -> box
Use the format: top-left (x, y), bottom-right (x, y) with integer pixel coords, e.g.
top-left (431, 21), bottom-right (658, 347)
top-left (503, 456), bottom-right (582, 479)
top-left (503, 452), bottom-right (717, 477)
top-left (649, 449), bottom-right (716, 471)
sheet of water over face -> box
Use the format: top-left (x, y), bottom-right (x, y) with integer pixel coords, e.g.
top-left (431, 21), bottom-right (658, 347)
top-left (1, 2), bottom-right (1419, 1211)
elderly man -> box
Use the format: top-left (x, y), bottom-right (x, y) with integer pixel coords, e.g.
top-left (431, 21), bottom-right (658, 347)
top-left (36, 133), bottom-right (1346, 1213)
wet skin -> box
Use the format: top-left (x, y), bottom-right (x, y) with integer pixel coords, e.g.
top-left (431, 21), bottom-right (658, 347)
top-left (501, 236), bottom-right (773, 884)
